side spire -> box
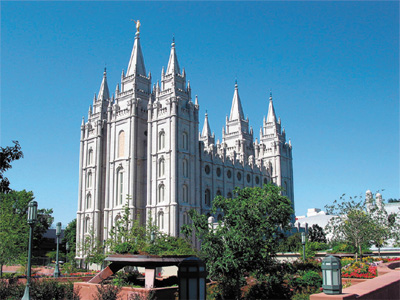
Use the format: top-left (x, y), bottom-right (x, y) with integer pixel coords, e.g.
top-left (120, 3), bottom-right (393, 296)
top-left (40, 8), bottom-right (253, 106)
top-left (229, 81), bottom-right (245, 121)
top-left (266, 91), bottom-right (277, 123)
top-left (166, 37), bottom-right (180, 75)
top-left (97, 68), bottom-right (110, 101)
top-left (126, 21), bottom-right (146, 77)
top-left (201, 112), bottom-right (212, 137)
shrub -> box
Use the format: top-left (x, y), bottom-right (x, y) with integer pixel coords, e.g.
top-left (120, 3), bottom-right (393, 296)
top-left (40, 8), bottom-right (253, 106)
top-left (244, 274), bottom-right (292, 299)
top-left (295, 270), bottom-right (322, 290)
top-left (93, 284), bottom-right (122, 300)
top-left (114, 242), bottom-right (139, 255)
top-left (30, 279), bottom-right (80, 300)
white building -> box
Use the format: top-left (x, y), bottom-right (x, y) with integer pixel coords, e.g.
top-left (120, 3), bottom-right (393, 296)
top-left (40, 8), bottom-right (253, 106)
top-left (76, 26), bottom-right (294, 257)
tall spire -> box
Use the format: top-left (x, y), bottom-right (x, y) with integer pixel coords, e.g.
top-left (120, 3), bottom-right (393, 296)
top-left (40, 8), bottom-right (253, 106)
top-left (266, 91), bottom-right (277, 123)
top-left (166, 37), bottom-right (180, 75)
top-left (229, 81), bottom-right (245, 121)
top-left (126, 24), bottom-right (146, 77)
top-left (201, 112), bottom-right (212, 137)
top-left (97, 68), bottom-right (110, 101)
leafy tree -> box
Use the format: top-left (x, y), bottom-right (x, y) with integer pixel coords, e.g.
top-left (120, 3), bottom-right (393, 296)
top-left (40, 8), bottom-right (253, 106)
top-left (367, 196), bottom-right (400, 256)
top-left (326, 194), bottom-right (376, 261)
top-left (62, 218), bottom-right (77, 265)
top-left (183, 184), bottom-right (293, 300)
top-left (0, 190), bottom-right (53, 276)
top-left (0, 141), bottom-right (23, 194)
top-left (308, 224), bottom-right (327, 243)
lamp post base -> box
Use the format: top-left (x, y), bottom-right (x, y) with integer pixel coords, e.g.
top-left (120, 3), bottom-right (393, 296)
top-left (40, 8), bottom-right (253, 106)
top-left (21, 284), bottom-right (30, 300)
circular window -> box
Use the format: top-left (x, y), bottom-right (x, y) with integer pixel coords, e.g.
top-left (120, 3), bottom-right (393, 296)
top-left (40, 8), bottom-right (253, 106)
top-left (247, 174), bottom-right (251, 183)
top-left (264, 178), bottom-right (268, 185)
top-left (237, 172), bottom-right (242, 181)
top-left (255, 176), bottom-right (260, 184)
top-left (216, 167), bottom-right (221, 177)
top-left (205, 165), bottom-right (210, 174)
top-left (227, 170), bottom-right (232, 178)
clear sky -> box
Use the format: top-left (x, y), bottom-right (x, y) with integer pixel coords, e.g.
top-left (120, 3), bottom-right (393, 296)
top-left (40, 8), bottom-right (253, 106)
top-left (1, 1), bottom-right (399, 226)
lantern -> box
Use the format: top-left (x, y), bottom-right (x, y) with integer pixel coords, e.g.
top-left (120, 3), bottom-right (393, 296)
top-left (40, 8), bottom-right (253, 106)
top-left (322, 255), bottom-right (342, 295)
top-left (27, 201), bottom-right (38, 224)
top-left (178, 257), bottom-right (207, 300)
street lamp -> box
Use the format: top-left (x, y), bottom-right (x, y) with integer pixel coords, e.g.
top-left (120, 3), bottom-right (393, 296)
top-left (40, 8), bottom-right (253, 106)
top-left (301, 232), bottom-right (306, 261)
top-left (178, 257), bottom-right (207, 300)
top-left (54, 222), bottom-right (61, 278)
top-left (322, 255), bottom-right (342, 295)
top-left (65, 242), bottom-right (69, 264)
top-left (22, 200), bottom-right (38, 300)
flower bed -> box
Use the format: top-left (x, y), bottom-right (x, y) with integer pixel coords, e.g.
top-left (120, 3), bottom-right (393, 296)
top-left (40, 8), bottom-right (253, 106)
top-left (341, 256), bottom-right (399, 279)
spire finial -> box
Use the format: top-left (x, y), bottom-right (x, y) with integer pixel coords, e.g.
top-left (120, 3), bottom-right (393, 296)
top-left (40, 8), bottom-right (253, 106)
top-left (131, 19), bottom-right (141, 35)
top-left (103, 67), bottom-right (107, 77)
top-left (172, 34), bottom-right (175, 46)
top-left (269, 89), bottom-right (273, 101)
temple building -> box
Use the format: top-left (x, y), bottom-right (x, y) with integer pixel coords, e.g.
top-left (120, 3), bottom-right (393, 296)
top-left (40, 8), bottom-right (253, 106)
top-left (76, 25), bottom-right (294, 257)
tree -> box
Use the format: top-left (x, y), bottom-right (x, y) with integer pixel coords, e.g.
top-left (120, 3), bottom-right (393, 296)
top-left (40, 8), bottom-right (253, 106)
top-left (0, 190), bottom-right (53, 276)
top-left (62, 218), bottom-right (77, 265)
top-left (308, 224), bottom-right (327, 243)
top-left (325, 194), bottom-right (378, 261)
top-left (368, 195), bottom-right (400, 256)
top-left (0, 141), bottom-right (23, 193)
top-left (183, 184), bottom-right (293, 300)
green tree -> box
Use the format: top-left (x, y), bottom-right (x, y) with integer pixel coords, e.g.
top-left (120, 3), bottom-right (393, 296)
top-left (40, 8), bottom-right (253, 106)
top-left (0, 190), bottom-right (53, 276)
top-left (183, 184), bottom-right (293, 300)
top-left (0, 141), bottom-right (23, 194)
top-left (368, 196), bottom-right (400, 256)
top-left (308, 224), bottom-right (327, 243)
top-left (325, 194), bottom-right (375, 261)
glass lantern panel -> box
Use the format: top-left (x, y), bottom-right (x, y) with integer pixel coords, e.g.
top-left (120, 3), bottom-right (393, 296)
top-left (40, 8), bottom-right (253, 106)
top-left (199, 278), bottom-right (205, 299)
top-left (189, 266), bottom-right (197, 272)
top-left (326, 270), bottom-right (332, 285)
top-left (180, 278), bottom-right (187, 298)
top-left (332, 270), bottom-right (339, 285)
top-left (189, 278), bottom-right (197, 299)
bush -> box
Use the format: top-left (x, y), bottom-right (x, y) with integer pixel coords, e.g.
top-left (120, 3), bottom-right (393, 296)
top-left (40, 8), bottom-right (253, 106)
top-left (295, 270), bottom-right (322, 290)
top-left (114, 242), bottom-right (139, 255)
top-left (0, 279), bottom-right (79, 300)
top-left (329, 242), bottom-right (371, 255)
top-left (244, 275), bottom-right (292, 299)
top-left (93, 284), bottom-right (122, 300)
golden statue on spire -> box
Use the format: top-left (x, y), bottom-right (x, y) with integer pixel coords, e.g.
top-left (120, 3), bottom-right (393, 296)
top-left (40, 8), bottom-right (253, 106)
top-left (131, 19), bottom-right (141, 33)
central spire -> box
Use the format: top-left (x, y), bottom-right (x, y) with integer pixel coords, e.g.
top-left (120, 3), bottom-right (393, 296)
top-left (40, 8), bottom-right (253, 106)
top-left (229, 81), bottom-right (245, 121)
top-left (126, 24), bottom-right (146, 77)
top-left (266, 92), bottom-right (277, 123)
top-left (166, 37), bottom-right (180, 75)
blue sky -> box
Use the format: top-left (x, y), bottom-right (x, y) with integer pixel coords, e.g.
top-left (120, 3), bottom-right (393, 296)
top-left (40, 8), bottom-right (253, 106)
top-left (1, 1), bottom-right (399, 226)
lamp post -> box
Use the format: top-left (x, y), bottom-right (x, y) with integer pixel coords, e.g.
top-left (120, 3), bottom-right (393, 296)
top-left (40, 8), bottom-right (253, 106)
top-left (178, 257), bottom-right (207, 300)
top-left (301, 232), bottom-right (306, 261)
top-left (54, 222), bottom-right (61, 278)
top-left (322, 255), bottom-right (342, 295)
top-left (22, 200), bottom-right (38, 300)
top-left (65, 242), bottom-right (69, 264)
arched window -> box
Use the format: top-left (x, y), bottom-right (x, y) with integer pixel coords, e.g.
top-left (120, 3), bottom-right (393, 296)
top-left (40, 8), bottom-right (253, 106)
top-left (182, 185), bottom-right (188, 203)
top-left (116, 168), bottom-right (124, 205)
top-left (227, 192), bottom-right (233, 199)
top-left (158, 157), bottom-right (165, 177)
top-left (237, 172), bottom-right (242, 181)
top-left (255, 176), bottom-right (260, 185)
top-left (205, 189), bottom-right (211, 206)
top-left (158, 211), bottom-right (164, 230)
top-left (86, 194), bottom-right (92, 209)
top-left (159, 130), bottom-right (165, 150)
top-left (183, 212), bottom-right (188, 225)
top-left (182, 132), bottom-right (188, 150)
top-left (87, 171), bottom-right (92, 188)
top-left (85, 217), bottom-right (90, 233)
top-left (216, 190), bottom-right (222, 196)
top-left (264, 178), bottom-right (268, 185)
top-left (118, 131), bottom-right (125, 157)
top-left (217, 214), bottom-right (223, 222)
top-left (182, 159), bottom-right (188, 177)
top-left (284, 181), bottom-right (288, 195)
top-left (247, 174), bottom-right (251, 183)
top-left (158, 184), bottom-right (165, 203)
top-left (87, 148), bottom-right (93, 165)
